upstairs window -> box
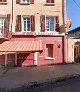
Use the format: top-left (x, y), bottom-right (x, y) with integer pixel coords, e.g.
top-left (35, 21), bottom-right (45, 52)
top-left (21, 0), bottom-right (29, 3)
top-left (16, 0), bottom-right (34, 4)
top-left (0, 17), bottom-right (6, 30)
top-left (0, 0), bottom-right (7, 3)
top-left (40, 16), bottom-right (60, 32)
top-left (16, 15), bottom-right (35, 32)
top-left (46, 0), bottom-right (54, 3)
top-left (41, 16), bottom-right (55, 32)
top-left (46, 17), bottom-right (55, 32)
top-left (22, 16), bottom-right (31, 32)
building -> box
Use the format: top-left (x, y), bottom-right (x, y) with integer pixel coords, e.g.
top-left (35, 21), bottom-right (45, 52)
top-left (0, 0), bottom-right (67, 66)
top-left (67, 27), bottom-right (80, 63)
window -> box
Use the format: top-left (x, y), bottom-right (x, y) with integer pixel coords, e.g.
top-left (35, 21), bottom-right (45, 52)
top-left (22, 16), bottom-right (30, 32)
top-left (0, 17), bottom-right (6, 30)
top-left (0, 0), bottom-right (7, 2)
top-left (46, 17), bottom-right (55, 32)
top-left (46, 0), bottom-right (54, 3)
top-left (21, 0), bottom-right (29, 3)
top-left (46, 44), bottom-right (53, 58)
top-left (16, 0), bottom-right (34, 4)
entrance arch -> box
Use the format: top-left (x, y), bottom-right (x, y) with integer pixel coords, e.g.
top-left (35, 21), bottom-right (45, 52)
top-left (74, 41), bottom-right (80, 62)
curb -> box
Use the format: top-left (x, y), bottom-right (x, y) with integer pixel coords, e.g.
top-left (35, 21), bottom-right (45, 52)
top-left (4, 74), bottom-right (80, 92)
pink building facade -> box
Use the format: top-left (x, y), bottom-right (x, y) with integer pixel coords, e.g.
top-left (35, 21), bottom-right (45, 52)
top-left (0, 0), bottom-right (67, 66)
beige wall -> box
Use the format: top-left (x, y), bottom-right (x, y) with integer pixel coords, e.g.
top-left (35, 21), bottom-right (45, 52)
top-left (13, 0), bottom-right (63, 32)
top-left (67, 38), bottom-right (80, 63)
top-left (0, 0), bottom-right (66, 32)
top-left (0, 0), bottom-right (12, 31)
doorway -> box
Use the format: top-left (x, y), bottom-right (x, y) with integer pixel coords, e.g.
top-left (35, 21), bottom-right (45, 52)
top-left (74, 42), bottom-right (80, 62)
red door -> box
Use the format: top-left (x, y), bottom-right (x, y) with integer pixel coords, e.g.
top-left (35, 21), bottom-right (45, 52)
top-left (17, 53), bottom-right (34, 66)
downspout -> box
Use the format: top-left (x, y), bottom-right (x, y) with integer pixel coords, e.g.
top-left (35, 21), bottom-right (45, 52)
top-left (62, 0), bottom-right (66, 28)
top-left (11, 0), bottom-right (13, 37)
top-left (62, 0), bottom-right (67, 63)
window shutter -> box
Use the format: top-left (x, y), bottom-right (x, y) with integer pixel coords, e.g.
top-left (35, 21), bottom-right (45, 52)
top-left (31, 15), bottom-right (35, 32)
top-left (16, 15), bottom-right (21, 32)
top-left (3, 0), bottom-right (7, 2)
top-left (6, 14), bottom-right (10, 37)
top-left (40, 15), bottom-right (45, 32)
top-left (16, 0), bottom-right (20, 4)
top-left (46, 0), bottom-right (49, 3)
top-left (51, 0), bottom-right (54, 3)
top-left (55, 16), bottom-right (60, 32)
top-left (30, 0), bottom-right (34, 4)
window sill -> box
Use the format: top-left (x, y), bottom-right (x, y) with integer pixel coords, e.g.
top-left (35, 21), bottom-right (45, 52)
top-left (20, 2), bottom-right (30, 5)
top-left (0, 2), bottom-right (7, 4)
top-left (45, 3), bottom-right (55, 6)
top-left (45, 57), bottom-right (55, 60)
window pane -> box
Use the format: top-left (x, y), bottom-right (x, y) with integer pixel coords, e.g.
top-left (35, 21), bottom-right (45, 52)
top-left (27, 17), bottom-right (30, 31)
top-left (23, 0), bottom-right (29, 2)
top-left (46, 17), bottom-right (54, 32)
top-left (0, 18), bottom-right (2, 28)
top-left (23, 17), bottom-right (26, 31)
top-left (3, 18), bottom-right (6, 29)
top-left (0, 17), bottom-right (6, 29)
top-left (23, 17), bottom-right (30, 31)
top-left (50, 17), bottom-right (54, 31)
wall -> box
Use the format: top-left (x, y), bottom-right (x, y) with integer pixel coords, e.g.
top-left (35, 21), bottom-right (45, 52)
top-left (13, 0), bottom-right (63, 32)
top-left (35, 36), bottom-right (64, 65)
top-left (67, 38), bottom-right (80, 63)
top-left (11, 35), bottom-right (65, 66)
top-left (0, 0), bottom-right (12, 31)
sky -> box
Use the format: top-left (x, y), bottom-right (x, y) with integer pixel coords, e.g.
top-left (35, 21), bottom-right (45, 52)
top-left (67, 0), bottom-right (80, 31)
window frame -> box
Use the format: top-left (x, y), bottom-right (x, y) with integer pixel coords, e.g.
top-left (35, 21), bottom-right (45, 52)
top-left (45, 16), bottom-right (56, 33)
top-left (20, 0), bottom-right (30, 4)
top-left (45, 44), bottom-right (55, 60)
top-left (22, 16), bottom-right (31, 32)
top-left (46, 0), bottom-right (54, 3)
top-left (0, 16), bottom-right (6, 30)
top-left (0, 0), bottom-right (7, 4)
top-left (45, 0), bottom-right (55, 6)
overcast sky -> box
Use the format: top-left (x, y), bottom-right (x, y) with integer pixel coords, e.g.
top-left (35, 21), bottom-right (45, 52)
top-left (67, 0), bottom-right (80, 31)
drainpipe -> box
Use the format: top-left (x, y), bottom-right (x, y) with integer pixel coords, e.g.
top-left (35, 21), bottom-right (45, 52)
top-left (11, 0), bottom-right (14, 34)
top-left (62, 0), bottom-right (66, 30)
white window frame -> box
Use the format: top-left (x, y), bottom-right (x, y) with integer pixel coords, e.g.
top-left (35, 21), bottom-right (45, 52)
top-left (45, 16), bottom-right (55, 33)
top-left (22, 16), bottom-right (31, 32)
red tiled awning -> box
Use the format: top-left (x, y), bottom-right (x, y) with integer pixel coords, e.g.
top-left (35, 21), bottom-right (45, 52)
top-left (0, 41), bottom-right (43, 54)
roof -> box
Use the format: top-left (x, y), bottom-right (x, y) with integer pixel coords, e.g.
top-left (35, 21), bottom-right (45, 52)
top-left (68, 27), bottom-right (80, 34)
top-left (0, 41), bottom-right (43, 55)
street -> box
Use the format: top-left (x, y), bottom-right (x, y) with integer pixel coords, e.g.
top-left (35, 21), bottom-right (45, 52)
top-left (7, 76), bottom-right (80, 92)
top-left (0, 64), bottom-right (80, 91)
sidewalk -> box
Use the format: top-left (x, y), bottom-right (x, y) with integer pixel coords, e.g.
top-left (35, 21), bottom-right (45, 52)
top-left (0, 63), bottom-right (80, 91)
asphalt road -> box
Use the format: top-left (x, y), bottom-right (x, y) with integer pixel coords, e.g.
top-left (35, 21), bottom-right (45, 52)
top-left (6, 77), bottom-right (80, 92)
top-left (39, 79), bottom-right (80, 92)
